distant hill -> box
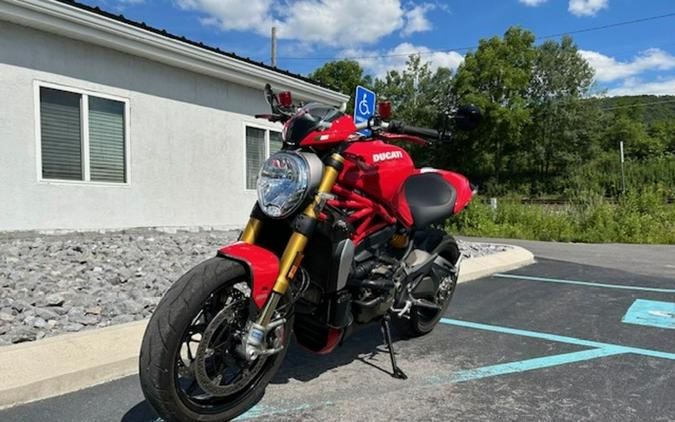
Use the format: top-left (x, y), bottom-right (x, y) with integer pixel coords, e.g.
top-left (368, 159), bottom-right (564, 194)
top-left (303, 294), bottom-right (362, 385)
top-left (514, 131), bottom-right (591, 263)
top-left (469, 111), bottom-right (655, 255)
top-left (592, 95), bottom-right (675, 125)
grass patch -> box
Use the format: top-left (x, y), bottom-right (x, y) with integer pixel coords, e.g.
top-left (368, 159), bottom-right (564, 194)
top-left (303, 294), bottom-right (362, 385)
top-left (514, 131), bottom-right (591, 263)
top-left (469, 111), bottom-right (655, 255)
top-left (448, 187), bottom-right (675, 244)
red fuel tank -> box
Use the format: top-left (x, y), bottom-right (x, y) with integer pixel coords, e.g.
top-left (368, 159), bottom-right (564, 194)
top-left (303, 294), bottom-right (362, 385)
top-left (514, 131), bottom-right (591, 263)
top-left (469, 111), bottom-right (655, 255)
top-left (338, 141), bottom-right (414, 208)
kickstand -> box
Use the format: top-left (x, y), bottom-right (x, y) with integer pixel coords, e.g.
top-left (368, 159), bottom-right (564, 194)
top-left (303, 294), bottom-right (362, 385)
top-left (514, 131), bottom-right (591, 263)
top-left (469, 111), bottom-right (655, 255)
top-left (381, 314), bottom-right (408, 380)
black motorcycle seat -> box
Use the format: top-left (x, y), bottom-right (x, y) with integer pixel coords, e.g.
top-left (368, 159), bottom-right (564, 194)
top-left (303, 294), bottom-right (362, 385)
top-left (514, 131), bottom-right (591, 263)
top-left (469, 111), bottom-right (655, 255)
top-left (404, 173), bottom-right (457, 228)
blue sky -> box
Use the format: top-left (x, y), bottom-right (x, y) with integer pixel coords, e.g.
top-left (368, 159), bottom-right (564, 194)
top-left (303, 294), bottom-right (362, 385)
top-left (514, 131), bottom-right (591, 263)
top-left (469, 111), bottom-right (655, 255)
top-left (81, 0), bottom-right (675, 96)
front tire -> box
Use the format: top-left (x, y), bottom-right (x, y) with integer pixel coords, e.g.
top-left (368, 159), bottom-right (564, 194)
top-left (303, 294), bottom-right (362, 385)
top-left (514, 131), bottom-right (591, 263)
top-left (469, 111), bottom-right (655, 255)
top-left (139, 257), bottom-right (292, 422)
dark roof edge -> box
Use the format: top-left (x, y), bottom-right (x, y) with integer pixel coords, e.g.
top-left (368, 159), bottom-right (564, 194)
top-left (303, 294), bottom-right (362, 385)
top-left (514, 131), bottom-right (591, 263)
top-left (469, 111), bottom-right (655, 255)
top-left (52, 0), bottom-right (340, 93)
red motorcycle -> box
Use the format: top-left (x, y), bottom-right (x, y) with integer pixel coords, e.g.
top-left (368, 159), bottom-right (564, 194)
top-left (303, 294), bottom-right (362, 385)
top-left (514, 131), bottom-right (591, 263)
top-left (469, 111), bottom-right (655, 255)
top-left (139, 84), bottom-right (480, 421)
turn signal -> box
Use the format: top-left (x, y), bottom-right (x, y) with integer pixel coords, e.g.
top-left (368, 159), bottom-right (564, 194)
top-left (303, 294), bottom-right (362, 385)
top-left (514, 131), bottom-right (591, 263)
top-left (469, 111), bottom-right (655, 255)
top-left (278, 91), bottom-right (292, 107)
top-left (378, 101), bottom-right (392, 120)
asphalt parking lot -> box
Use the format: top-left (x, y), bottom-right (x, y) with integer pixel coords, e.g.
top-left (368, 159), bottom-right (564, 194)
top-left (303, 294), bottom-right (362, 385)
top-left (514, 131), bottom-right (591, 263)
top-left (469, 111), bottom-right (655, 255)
top-left (2, 245), bottom-right (674, 421)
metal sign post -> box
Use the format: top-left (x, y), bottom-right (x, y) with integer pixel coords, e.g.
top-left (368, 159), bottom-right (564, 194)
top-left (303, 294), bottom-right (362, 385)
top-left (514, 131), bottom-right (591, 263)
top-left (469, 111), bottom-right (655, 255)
top-left (353, 85), bottom-right (376, 136)
top-left (620, 141), bottom-right (626, 194)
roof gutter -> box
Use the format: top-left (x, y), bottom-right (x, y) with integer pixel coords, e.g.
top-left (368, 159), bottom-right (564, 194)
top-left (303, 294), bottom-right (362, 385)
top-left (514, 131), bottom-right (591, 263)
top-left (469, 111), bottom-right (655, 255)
top-left (0, 0), bottom-right (350, 106)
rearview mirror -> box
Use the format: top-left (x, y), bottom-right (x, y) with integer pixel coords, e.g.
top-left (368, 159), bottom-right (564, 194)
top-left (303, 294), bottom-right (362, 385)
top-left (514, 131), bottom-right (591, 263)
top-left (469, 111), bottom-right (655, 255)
top-left (454, 105), bottom-right (481, 131)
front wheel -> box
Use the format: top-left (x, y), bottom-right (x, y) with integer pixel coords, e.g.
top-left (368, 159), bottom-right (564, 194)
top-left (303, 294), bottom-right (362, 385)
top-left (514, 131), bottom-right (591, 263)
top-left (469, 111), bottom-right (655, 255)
top-left (139, 257), bottom-right (292, 422)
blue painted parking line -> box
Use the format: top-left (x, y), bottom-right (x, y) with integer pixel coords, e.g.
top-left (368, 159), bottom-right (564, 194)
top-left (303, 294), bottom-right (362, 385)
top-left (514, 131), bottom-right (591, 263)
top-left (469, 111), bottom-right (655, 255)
top-left (622, 299), bottom-right (675, 330)
top-left (440, 318), bottom-right (675, 360)
top-left (234, 401), bottom-right (333, 421)
top-left (434, 317), bottom-right (675, 385)
top-left (429, 347), bottom-right (625, 384)
top-left (494, 273), bottom-right (675, 294)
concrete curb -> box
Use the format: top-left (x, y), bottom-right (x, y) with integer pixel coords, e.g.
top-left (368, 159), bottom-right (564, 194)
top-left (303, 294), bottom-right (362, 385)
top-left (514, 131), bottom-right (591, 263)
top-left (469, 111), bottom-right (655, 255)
top-left (0, 320), bottom-right (147, 410)
top-left (0, 246), bottom-right (533, 410)
top-left (458, 245), bottom-right (535, 283)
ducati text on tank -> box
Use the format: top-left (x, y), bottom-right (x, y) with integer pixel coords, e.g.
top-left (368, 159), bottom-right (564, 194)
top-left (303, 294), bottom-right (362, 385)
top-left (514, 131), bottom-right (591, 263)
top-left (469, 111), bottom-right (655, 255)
top-left (372, 151), bottom-right (404, 162)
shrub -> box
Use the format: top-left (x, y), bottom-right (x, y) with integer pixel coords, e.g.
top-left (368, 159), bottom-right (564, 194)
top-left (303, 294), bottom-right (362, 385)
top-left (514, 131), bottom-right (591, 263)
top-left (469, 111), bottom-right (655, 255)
top-left (448, 188), bottom-right (675, 244)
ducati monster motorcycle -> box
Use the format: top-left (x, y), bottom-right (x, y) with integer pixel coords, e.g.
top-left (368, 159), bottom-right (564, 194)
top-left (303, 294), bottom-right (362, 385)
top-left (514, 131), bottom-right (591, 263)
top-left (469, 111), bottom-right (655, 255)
top-left (139, 84), bottom-right (480, 421)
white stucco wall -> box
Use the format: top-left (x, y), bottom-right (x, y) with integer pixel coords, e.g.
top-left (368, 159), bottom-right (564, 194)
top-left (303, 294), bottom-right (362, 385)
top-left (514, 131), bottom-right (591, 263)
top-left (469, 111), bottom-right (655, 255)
top-left (0, 20), bottom-right (289, 232)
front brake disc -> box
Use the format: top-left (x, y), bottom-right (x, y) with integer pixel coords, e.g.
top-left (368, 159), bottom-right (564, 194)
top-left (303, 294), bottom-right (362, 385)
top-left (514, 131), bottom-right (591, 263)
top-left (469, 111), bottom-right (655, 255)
top-left (194, 300), bottom-right (266, 397)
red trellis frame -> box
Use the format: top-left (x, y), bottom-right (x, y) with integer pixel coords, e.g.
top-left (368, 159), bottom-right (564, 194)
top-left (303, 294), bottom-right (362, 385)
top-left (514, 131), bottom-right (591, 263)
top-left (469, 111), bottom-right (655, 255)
top-left (326, 183), bottom-right (397, 244)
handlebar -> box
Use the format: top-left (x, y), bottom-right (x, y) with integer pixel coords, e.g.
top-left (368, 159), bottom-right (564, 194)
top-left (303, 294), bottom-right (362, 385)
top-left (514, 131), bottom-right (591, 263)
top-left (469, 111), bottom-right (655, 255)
top-left (355, 119), bottom-right (448, 142)
top-left (387, 121), bottom-right (445, 140)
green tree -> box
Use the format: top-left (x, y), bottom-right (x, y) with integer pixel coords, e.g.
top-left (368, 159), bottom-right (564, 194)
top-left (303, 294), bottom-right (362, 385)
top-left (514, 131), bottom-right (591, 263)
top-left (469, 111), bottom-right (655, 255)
top-left (525, 36), bottom-right (597, 193)
top-left (308, 59), bottom-right (372, 112)
top-left (607, 116), bottom-right (664, 159)
top-left (453, 27), bottom-right (536, 188)
top-left (373, 55), bottom-right (454, 166)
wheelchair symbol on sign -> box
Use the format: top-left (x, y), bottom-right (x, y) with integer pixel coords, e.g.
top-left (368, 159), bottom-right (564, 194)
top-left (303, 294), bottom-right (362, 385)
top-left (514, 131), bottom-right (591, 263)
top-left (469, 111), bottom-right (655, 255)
top-left (358, 94), bottom-right (370, 116)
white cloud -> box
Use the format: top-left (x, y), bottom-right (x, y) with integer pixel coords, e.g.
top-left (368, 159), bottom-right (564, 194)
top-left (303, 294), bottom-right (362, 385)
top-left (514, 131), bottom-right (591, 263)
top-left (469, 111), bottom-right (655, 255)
top-left (568, 0), bottom-right (608, 17)
top-left (275, 0), bottom-right (404, 46)
top-left (176, 0), bottom-right (420, 47)
top-left (343, 42), bottom-right (464, 78)
top-left (401, 3), bottom-right (435, 36)
top-left (519, 0), bottom-right (548, 6)
top-left (580, 48), bottom-right (675, 82)
top-left (176, 0), bottom-right (275, 32)
top-left (607, 78), bottom-right (675, 96)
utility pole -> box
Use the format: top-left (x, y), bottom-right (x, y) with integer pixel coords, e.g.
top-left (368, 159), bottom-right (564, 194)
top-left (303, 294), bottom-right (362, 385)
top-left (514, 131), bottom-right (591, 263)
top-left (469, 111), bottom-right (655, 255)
top-left (620, 140), bottom-right (626, 194)
top-left (271, 26), bottom-right (277, 67)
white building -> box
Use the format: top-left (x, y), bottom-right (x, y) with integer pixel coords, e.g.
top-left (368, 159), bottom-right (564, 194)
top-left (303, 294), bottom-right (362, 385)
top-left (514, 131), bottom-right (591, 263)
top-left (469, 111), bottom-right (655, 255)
top-left (0, 0), bottom-right (348, 232)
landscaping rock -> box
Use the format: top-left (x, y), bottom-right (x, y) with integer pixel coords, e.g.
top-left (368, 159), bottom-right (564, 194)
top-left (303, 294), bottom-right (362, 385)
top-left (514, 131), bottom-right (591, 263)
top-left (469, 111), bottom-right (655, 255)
top-left (0, 312), bottom-right (15, 323)
top-left (0, 228), bottom-right (510, 346)
top-left (45, 293), bottom-right (65, 307)
top-left (63, 323), bottom-right (84, 332)
top-left (10, 328), bottom-right (36, 344)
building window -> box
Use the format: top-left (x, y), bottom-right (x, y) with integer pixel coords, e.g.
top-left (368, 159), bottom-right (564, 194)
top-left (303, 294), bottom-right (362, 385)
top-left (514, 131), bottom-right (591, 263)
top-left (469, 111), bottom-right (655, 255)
top-left (245, 126), bottom-right (282, 190)
top-left (39, 86), bottom-right (128, 183)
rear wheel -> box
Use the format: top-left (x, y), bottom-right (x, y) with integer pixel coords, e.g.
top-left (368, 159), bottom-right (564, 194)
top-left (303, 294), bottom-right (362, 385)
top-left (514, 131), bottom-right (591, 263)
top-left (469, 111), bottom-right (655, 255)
top-left (139, 257), bottom-right (292, 422)
top-left (395, 234), bottom-right (460, 337)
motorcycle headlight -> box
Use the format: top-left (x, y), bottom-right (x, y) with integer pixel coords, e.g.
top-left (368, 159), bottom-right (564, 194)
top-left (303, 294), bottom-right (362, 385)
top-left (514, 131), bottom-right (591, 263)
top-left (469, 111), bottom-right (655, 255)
top-left (256, 152), bottom-right (322, 219)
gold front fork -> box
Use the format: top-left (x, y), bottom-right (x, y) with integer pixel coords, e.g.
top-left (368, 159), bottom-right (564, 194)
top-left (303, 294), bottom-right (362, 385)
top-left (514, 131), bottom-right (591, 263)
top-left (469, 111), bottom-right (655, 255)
top-left (240, 217), bottom-right (262, 244)
top-left (256, 153), bottom-right (344, 326)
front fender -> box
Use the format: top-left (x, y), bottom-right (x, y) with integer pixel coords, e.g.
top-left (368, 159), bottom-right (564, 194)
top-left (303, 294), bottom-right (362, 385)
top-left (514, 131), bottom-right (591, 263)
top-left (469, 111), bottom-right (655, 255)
top-left (217, 242), bottom-right (278, 308)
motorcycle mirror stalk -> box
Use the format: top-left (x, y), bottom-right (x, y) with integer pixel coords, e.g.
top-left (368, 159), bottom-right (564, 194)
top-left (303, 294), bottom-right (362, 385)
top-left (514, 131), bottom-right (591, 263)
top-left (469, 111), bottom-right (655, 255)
top-left (262, 84), bottom-right (298, 121)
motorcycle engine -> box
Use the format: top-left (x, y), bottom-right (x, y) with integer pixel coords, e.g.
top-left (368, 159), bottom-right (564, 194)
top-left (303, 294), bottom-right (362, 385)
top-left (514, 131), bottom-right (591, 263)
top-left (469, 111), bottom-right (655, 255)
top-left (351, 263), bottom-right (397, 324)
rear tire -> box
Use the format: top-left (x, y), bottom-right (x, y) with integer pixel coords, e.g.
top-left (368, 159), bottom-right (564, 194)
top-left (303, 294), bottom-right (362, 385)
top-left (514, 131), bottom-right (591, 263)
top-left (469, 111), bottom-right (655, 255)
top-left (395, 234), bottom-right (460, 338)
top-left (139, 257), bottom-right (292, 422)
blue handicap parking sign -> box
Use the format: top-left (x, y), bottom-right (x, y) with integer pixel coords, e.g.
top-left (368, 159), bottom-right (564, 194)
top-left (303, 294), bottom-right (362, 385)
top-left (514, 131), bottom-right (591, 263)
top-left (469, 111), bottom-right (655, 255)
top-left (353, 85), bottom-right (376, 136)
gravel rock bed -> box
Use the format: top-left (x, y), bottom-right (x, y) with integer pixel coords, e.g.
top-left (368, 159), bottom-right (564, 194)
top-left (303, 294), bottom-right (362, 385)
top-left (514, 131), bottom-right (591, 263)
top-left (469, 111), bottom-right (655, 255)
top-left (457, 240), bottom-right (512, 259)
top-left (0, 229), bottom-right (511, 346)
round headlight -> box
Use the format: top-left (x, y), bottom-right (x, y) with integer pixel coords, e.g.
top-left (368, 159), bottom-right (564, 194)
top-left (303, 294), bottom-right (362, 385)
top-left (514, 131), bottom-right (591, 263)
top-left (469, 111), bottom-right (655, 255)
top-left (256, 152), bottom-right (310, 218)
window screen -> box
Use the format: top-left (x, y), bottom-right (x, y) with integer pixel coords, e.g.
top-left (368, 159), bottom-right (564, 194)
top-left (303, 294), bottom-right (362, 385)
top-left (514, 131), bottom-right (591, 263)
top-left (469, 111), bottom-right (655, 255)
top-left (269, 131), bottom-right (283, 155)
top-left (40, 87), bottom-right (82, 180)
top-left (245, 127), bottom-right (266, 190)
top-left (39, 86), bottom-right (127, 183)
top-left (89, 97), bottom-right (126, 182)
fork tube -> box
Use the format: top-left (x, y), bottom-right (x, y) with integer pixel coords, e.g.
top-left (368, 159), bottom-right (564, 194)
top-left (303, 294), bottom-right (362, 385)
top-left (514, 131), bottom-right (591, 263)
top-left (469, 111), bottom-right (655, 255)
top-left (240, 217), bottom-right (262, 244)
top-left (256, 153), bottom-right (344, 326)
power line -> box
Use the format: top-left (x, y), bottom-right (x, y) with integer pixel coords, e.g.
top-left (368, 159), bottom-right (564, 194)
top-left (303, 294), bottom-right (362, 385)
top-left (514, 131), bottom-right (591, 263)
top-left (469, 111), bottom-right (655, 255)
top-left (277, 11), bottom-right (675, 61)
